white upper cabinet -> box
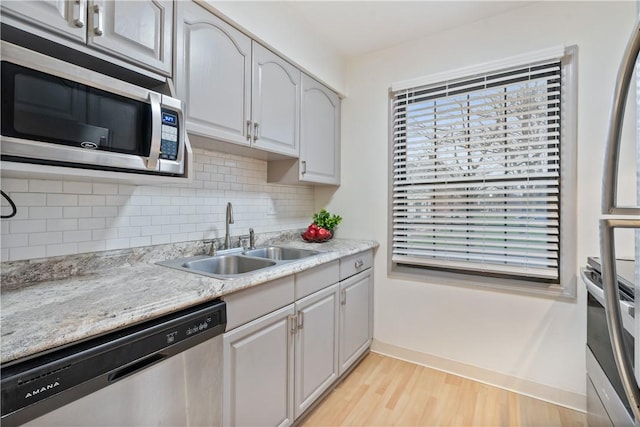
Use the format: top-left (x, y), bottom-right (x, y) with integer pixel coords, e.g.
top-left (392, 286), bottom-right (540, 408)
top-left (251, 43), bottom-right (300, 157)
top-left (176, 1), bottom-right (251, 146)
top-left (88, 0), bottom-right (172, 75)
top-left (1, 0), bottom-right (173, 76)
top-left (267, 74), bottom-right (341, 185)
top-left (1, 0), bottom-right (87, 43)
top-left (299, 74), bottom-right (341, 184)
top-left (176, 1), bottom-right (300, 157)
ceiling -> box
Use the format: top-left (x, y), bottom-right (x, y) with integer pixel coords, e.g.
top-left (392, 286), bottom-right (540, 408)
top-left (284, 1), bottom-right (536, 58)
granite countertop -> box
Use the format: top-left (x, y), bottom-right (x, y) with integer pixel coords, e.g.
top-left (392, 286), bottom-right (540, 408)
top-left (0, 237), bottom-right (378, 364)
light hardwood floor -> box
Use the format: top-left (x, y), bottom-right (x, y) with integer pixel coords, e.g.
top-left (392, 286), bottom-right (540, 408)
top-left (300, 352), bottom-right (586, 427)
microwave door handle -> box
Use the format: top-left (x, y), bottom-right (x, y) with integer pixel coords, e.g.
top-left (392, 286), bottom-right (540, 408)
top-left (146, 92), bottom-right (162, 171)
top-left (600, 218), bottom-right (640, 422)
top-left (602, 19), bottom-right (640, 216)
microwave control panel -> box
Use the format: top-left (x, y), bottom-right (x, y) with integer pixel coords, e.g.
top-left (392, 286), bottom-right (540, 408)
top-left (160, 110), bottom-right (180, 161)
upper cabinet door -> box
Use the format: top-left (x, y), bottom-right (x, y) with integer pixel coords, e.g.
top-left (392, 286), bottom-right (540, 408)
top-left (251, 42), bottom-right (300, 157)
top-left (88, 0), bottom-right (173, 75)
top-left (1, 0), bottom-right (87, 43)
top-left (176, 1), bottom-right (251, 146)
top-left (299, 74), bottom-right (340, 185)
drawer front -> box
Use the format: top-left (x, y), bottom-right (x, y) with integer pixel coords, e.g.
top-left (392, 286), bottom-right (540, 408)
top-left (295, 260), bottom-right (339, 300)
top-left (223, 276), bottom-right (295, 330)
top-left (339, 250), bottom-right (373, 281)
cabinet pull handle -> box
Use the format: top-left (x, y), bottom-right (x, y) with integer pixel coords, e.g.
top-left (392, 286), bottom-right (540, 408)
top-left (246, 120), bottom-right (252, 141)
top-left (354, 259), bottom-right (364, 269)
top-left (93, 4), bottom-right (104, 36)
top-left (297, 311), bottom-right (304, 330)
top-left (253, 122), bottom-right (259, 141)
top-left (301, 160), bottom-right (307, 175)
top-left (341, 289), bottom-right (347, 306)
top-left (289, 314), bottom-right (297, 334)
top-left (74, 0), bottom-right (85, 28)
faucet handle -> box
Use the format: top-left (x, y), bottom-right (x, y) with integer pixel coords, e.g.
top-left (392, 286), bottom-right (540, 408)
top-left (239, 235), bottom-right (250, 251)
top-left (204, 239), bottom-right (217, 256)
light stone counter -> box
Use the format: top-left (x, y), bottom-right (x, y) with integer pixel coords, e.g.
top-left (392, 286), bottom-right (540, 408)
top-left (1, 237), bottom-right (378, 364)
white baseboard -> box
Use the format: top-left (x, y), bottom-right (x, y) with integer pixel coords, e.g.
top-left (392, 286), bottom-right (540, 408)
top-left (371, 339), bottom-right (586, 413)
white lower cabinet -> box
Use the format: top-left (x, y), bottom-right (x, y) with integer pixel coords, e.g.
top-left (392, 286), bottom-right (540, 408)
top-left (294, 284), bottom-right (339, 418)
top-left (222, 304), bottom-right (295, 427)
top-left (339, 269), bottom-right (373, 375)
top-left (222, 251), bottom-right (373, 426)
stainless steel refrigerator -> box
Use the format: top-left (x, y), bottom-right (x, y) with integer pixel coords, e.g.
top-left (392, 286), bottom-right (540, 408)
top-left (583, 18), bottom-right (640, 427)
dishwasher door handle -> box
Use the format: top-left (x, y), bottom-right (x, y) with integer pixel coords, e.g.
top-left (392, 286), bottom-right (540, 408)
top-left (108, 353), bottom-right (168, 382)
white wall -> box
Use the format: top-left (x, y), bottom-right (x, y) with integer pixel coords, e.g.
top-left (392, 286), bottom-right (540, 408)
top-left (323, 0), bottom-right (638, 408)
top-left (206, 1), bottom-right (347, 95)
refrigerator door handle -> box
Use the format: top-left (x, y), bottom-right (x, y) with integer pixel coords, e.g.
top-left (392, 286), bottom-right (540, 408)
top-left (600, 218), bottom-right (640, 422)
top-left (602, 19), bottom-right (640, 216)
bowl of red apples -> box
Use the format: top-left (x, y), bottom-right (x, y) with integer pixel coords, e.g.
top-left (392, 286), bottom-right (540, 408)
top-left (301, 209), bottom-right (342, 243)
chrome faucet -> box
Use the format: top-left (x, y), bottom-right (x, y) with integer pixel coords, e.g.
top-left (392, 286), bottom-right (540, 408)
top-left (224, 202), bottom-right (234, 249)
top-left (249, 228), bottom-right (255, 250)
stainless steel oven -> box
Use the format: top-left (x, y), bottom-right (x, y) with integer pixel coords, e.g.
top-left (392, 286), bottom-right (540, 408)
top-left (0, 41), bottom-right (186, 176)
top-left (584, 258), bottom-right (637, 427)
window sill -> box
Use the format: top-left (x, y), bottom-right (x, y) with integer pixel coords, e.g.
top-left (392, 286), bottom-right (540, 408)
top-left (389, 262), bottom-right (577, 301)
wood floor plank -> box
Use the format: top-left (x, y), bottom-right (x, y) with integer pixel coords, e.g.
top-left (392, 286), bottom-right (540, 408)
top-left (300, 353), bottom-right (586, 427)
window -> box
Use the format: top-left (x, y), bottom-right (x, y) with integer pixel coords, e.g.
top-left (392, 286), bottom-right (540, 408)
top-left (390, 47), bottom-right (577, 296)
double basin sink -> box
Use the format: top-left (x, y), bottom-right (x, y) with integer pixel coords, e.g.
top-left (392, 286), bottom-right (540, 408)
top-left (158, 246), bottom-right (323, 279)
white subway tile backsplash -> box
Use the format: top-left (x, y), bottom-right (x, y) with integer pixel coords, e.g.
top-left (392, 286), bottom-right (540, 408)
top-left (63, 230), bottom-right (92, 243)
top-left (29, 231), bottom-right (63, 246)
top-left (46, 194), bottom-right (78, 207)
top-left (78, 240), bottom-right (106, 253)
top-left (78, 218), bottom-right (106, 230)
top-left (29, 180), bottom-right (62, 193)
top-left (104, 238), bottom-right (130, 251)
top-left (46, 219), bottom-right (78, 232)
top-left (63, 181), bottom-right (93, 194)
top-left (11, 245), bottom-right (45, 260)
top-left (46, 243), bottom-right (78, 257)
top-left (4, 233), bottom-right (29, 248)
top-left (92, 206), bottom-right (118, 218)
top-left (30, 207), bottom-right (63, 219)
top-left (93, 183), bottom-right (119, 195)
top-left (63, 206), bottom-right (92, 218)
top-left (129, 236), bottom-right (152, 247)
top-left (1, 148), bottom-right (313, 261)
top-left (2, 178), bottom-right (29, 192)
top-left (11, 193), bottom-right (46, 206)
top-left (79, 195), bottom-right (106, 206)
top-left (10, 219), bottom-right (47, 234)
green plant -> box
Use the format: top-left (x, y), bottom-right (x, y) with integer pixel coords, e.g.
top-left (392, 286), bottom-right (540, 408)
top-left (312, 209), bottom-right (342, 231)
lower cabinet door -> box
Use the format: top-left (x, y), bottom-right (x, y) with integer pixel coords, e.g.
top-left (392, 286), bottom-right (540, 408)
top-left (223, 304), bottom-right (295, 427)
top-left (339, 269), bottom-right (373, 376)
top-left (294, 284), bottom-right (339, 418)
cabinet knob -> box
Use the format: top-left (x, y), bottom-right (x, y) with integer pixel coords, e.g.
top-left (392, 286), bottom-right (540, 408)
top-left (354, 259), bottom-right (364, 269)
top-left (301, 160), bottom-right (307, 175)
top-left (253, 122), bottom-right (260, 141)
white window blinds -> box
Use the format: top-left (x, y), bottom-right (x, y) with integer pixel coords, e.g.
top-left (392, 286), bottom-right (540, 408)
top-left (391, 59), bottom-right (562, 281)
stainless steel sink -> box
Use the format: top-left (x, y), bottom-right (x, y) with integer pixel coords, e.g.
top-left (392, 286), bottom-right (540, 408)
top-left (157, 245), bottom-right (323, 279)
top-left (243, 246), bottom-right (321, 261)
top-left (182, 255), bottom-right (276, 276)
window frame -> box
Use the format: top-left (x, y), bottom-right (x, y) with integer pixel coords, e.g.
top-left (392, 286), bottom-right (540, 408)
top-left (387, 46), bottom-right (578, 299)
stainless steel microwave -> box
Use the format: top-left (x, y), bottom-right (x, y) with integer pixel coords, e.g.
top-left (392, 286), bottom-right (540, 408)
top-left (0, 41), bottom-right (186, 176)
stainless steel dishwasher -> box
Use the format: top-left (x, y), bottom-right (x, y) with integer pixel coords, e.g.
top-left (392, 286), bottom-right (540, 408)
top-left (1, 299), bottom-right (226, 427)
